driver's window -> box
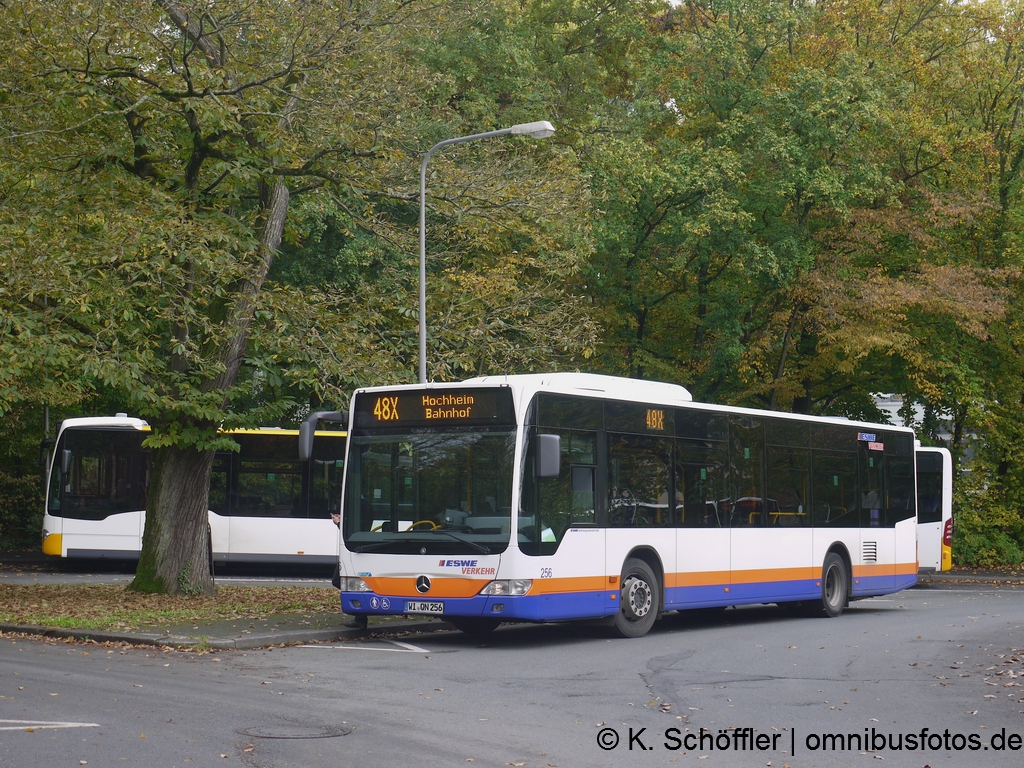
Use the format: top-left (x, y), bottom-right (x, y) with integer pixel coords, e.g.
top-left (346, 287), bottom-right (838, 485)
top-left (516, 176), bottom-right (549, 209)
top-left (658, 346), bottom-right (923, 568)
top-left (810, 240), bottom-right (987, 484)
top-left (520, 428), bottom-right (596, 554)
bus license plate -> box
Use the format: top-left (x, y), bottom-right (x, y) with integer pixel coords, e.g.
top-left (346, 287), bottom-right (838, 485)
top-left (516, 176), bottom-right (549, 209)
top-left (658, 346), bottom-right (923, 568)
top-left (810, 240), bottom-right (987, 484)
top-left (404, 601), bottom-right (444, 615)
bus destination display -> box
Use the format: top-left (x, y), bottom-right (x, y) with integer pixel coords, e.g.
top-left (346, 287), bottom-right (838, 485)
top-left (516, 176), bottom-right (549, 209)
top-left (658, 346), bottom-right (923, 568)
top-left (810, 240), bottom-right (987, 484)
top-left (355, 388), bottom-right (514, 428)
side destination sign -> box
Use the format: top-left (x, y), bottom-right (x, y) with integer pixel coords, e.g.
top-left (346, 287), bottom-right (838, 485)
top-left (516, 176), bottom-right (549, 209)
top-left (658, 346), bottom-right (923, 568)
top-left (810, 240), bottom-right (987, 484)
top-left (354, 388), bottom-right (515, 428)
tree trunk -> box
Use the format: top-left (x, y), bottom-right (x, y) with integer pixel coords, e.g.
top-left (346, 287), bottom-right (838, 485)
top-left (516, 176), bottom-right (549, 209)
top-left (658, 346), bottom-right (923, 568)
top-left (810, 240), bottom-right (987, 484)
top-left (129, 182), bottom-right (290, 595)
top-left (130, 444), bottom-right (216, 596)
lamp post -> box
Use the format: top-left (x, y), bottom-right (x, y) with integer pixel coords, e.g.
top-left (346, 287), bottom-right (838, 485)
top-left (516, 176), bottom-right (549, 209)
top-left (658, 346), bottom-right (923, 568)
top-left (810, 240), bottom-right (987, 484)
top-left (418, 120), bottom-right (556, 383)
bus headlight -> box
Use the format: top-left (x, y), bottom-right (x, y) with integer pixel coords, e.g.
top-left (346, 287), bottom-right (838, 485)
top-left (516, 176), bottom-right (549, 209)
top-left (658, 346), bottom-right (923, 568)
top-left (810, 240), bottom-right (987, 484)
top-left (479, 579), bottom-right (532, 596)
top-left (340, 577), bottom-right (373, 592)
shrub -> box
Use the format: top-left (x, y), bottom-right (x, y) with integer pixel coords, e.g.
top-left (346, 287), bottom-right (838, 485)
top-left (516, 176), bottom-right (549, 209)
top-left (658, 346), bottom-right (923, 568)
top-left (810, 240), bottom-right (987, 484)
top-left (0, 471), bottom-right (44, 550)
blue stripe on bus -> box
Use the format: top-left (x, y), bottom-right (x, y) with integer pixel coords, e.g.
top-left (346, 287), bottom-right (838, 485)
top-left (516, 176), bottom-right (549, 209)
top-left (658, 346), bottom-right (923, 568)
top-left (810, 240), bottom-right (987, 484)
top-left (342, 591), bottom-right (614, 621)
top-left (852, 572), bottom-right (918, 595)
top-left (665, 580), bottom-right (820, 608)
top-left (343, 572), bottom-right (918, 621)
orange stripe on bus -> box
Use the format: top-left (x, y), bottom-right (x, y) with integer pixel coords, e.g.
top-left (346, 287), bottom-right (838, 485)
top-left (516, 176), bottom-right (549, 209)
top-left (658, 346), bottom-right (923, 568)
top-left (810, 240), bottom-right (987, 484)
top-left (668, 571), bottom-right (732, 588)
top-left (727, 567), bottom-right (821, 584)
top-left (531, 576), bottom-right (610, 595)
top-left (853, 562), bottom-right (917, 577)
top-left (363, 577), bottom-right (486, 598)
top-left (365, 562), bottom-right (918, 599)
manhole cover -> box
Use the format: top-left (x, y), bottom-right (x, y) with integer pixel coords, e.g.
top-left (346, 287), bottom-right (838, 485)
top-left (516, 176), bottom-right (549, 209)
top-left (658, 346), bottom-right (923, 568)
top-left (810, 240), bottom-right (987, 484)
top-left (239, 725), bottom-right (351, 740)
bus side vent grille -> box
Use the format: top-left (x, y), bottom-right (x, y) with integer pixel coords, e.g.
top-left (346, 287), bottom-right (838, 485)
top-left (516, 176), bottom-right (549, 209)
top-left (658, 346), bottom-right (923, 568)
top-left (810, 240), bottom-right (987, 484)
top-left (863, 541), bottom-right (877, 563)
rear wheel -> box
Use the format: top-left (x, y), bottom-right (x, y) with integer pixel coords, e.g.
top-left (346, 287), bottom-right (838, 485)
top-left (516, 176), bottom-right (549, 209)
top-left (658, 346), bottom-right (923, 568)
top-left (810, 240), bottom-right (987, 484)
top-left (613, 558), bottom-right (659, 638)
top-left (818, 552), bottom-right (849, 617)
top-left (449, 617), bottom-right (501, 635)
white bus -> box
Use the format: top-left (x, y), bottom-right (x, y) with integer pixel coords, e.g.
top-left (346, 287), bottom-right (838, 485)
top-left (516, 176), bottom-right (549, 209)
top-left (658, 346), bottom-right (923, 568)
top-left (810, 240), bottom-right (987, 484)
top-left (315, 373), bottom-right (919, 637)
top-left (41, 415), bottom-right (346, 565)
top-left (916, 446), bottom-right (952, 572)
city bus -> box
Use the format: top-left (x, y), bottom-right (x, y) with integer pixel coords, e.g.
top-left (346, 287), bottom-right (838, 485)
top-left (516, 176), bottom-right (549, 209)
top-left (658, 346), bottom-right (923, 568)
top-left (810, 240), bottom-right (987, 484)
top-left (313, 373), bottom-right (919, 637)
top-left (41, 415), bottom-right (346, 565)
top-left (915, 446), bottom-right (953, 572)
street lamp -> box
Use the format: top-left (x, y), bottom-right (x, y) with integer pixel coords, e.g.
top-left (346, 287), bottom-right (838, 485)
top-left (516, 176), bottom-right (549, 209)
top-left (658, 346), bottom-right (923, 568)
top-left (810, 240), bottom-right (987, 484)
top-left (418, 120), bottom-right (556, 383)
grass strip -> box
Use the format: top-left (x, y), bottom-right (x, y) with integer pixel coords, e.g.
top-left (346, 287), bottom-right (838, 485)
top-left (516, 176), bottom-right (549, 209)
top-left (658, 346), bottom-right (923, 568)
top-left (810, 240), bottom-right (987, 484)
top-left (0, 584), bottom-right (339, 631)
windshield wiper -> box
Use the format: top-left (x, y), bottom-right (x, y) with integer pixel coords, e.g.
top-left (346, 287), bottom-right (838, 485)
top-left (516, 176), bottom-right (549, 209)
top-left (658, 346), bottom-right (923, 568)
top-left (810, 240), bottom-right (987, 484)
top-left (351, 530), bottom-right (491, 555)
top-left (351, 541), bottom-right (398, 554)
top-left (430, 529), bottom-right (491, 554)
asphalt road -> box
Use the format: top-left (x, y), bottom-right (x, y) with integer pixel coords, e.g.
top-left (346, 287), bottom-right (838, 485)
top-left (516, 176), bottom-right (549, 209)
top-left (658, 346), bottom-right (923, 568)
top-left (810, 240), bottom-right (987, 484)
top-left (2, 585), bottom-right (1023, 768)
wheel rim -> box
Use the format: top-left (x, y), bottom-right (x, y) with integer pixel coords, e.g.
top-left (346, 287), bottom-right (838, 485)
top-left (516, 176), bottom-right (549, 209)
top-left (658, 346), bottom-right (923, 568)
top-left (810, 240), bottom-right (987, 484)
top-left (622, 575), bottom-right (652, 620)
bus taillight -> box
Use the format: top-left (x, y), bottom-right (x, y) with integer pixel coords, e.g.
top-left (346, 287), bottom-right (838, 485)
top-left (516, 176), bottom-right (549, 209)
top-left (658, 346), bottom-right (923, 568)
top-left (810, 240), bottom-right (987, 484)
top-left (943, 518), bottom-right (953, 547)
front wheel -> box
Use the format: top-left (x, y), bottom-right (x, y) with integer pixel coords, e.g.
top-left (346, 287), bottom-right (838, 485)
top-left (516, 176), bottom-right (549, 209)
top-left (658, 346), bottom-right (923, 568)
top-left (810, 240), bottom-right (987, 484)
top-left (613, 558), bottom-right (659, 638)
top-left (818, 552), bottom-right (849, 617)
top-left (449, 617), bottom-right (501, 635)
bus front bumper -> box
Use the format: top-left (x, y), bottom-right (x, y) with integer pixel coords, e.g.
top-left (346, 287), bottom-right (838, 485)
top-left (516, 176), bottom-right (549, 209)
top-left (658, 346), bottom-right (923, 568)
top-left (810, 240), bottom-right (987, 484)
top-left (341, 589), bottom-right (616, 622)
top-left (42, 533), bottom-right (63, 557)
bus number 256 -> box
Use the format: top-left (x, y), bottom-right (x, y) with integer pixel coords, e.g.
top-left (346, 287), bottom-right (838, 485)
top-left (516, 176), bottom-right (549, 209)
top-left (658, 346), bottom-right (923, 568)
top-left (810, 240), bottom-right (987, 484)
top-left (540, 568), bottom-right (552, 578)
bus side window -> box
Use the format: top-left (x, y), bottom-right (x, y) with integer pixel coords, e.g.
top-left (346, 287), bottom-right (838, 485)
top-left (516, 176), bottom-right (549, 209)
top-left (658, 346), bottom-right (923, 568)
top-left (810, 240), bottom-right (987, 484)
top-left (607, 434), bottom-right (671, 528)
top-left (520, 428), bottom-right (596, 553)
top-left (886, 456), bottom-right (915, 526)
top-left (209, 454), bottom-right (230, 515)
top-left (766, 446), bottom-right (809, 527)
top-left (676, 442), bottom-right (726, 528)
top-left (571, 466), bottom-right (595, 524)
top-left (729, 416), bottom-right (765, 527)
top-left (812, 451), bottom-right (858, 527)
top-left (859, 443), bottom-right (884, 527)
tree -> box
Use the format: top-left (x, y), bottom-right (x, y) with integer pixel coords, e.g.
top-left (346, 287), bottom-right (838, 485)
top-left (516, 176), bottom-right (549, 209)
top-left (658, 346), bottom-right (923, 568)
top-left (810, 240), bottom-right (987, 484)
top-left (2, 0), bottom-right (421, 592)
top-left (570, 0), bottom-right (1015, 427)
top-left (1, 0), bottom-right (594, 591)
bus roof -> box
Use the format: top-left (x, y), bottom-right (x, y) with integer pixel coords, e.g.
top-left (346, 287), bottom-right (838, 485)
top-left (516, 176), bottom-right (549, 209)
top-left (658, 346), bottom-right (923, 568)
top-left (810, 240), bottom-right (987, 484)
top-left (56, 417), bottom-right (346, 438)
top-left (353, 373), bottom-right (915, 435)
top-left (354, 373), bottom-right (693, 406)
top-left (57, 415), bottom-right (148, 432)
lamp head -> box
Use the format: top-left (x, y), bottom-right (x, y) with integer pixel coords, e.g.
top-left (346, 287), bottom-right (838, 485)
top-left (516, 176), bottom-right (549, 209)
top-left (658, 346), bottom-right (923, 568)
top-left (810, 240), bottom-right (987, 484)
top-left (510, 120), bottom-right (556, 139)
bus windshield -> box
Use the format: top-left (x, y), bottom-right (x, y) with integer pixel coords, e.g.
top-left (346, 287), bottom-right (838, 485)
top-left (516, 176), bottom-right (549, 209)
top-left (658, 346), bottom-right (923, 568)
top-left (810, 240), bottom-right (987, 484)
top-left (342, 428), bottom-right (516, 555)
top-left (48, 428), bottom-right (147, 520)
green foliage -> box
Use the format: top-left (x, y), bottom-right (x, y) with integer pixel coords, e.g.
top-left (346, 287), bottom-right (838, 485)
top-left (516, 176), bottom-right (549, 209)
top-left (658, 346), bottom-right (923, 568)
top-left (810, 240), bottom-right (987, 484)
top-left (0, 404), bottom-right (49, 550)
top-left (177, 560), bottom-right (206, 597)
top-left (0, 471), bottom-right (43, 550)
top-left (129, 546), bottom-right (167, 595)
top-left (3, 0), bottom-right (1024, 564)
top-left (1, 0), bottom-right (602, 583)
top-left (952, 511), bottom-right (1024, 568)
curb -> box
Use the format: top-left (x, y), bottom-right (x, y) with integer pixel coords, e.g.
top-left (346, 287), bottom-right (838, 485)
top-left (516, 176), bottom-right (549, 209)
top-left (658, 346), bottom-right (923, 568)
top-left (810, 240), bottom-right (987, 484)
top-left (915, 577), bottom-right (1024, 589)
top-left (0, 619), bottom-right (453, 650)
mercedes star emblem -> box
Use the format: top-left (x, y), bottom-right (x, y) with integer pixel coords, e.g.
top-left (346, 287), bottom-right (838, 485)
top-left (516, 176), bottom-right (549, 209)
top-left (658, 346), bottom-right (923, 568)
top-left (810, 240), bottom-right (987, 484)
top-left (415, 575), bottom-right (431, 594)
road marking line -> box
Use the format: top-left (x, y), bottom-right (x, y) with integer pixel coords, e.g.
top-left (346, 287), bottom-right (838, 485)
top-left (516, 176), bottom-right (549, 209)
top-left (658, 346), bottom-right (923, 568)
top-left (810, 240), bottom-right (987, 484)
top-left (0, 720), bottom-right (100, 730)
top-left (299, 640), bottom-right (431, 653)
top-left (389, 640), bottom-right (429, 652)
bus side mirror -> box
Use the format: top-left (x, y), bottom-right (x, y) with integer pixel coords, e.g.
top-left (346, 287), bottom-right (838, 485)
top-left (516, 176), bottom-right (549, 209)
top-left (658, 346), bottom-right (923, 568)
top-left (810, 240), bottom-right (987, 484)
top-left (298, 410), bottom-right (348, 461)
top-left (535, 433), bottom-right (561, 478)
top-left (61, 449), bottom-right (72, 476)
top-left (39, 438), bottom-right (56, 468)
top-left (298, 421), bottom-right (315, 462)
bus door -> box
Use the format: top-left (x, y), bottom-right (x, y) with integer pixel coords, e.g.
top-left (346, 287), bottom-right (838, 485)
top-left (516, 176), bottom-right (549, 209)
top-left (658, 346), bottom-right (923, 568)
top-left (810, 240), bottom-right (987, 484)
top-left (520, 428), bottom-right (606, 619)
top-left (859, 438), bottom-right (894, 591)
top-left (606, 431), bottom-right (675, 610)
top-left (731, 418), bottom-right (814, 602)
top-left (885, 433), bottom-right (918, 588)
top-left (673, 443), bottom-right (729, 608)
top-left (916, 448), bottom-right (951, 572)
